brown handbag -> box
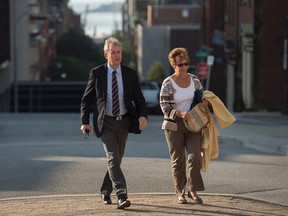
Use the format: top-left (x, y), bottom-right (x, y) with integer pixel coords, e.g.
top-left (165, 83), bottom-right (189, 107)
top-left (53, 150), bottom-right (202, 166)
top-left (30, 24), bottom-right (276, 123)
top-left (183, 102), bottom-right (210, 132)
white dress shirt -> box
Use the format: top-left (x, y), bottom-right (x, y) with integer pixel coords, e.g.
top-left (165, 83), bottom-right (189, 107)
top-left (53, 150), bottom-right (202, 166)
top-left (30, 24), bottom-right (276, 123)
top-left (105, 65), bottom-right (127, 116)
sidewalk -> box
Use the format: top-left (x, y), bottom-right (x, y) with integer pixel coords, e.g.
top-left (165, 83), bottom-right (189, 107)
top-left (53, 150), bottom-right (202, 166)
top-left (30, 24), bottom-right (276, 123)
top-left (218, 112), bottom-right (288, 156)
top-left (0, 193), bottom-right (287, 216)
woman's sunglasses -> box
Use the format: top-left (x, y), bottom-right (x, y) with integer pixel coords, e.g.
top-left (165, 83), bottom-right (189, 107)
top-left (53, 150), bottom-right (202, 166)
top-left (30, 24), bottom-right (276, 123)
top-left (176, 62), bottom-right (189, 67)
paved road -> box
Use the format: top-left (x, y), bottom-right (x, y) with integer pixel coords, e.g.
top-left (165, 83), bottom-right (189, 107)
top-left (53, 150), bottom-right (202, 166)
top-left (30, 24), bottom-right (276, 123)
top-left (0, 113), bottom-right (287, 207)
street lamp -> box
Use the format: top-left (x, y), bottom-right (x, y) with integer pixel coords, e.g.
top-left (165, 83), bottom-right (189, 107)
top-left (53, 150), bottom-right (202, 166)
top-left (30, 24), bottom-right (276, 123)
top-left (13, 8), bottom-right (29, 113)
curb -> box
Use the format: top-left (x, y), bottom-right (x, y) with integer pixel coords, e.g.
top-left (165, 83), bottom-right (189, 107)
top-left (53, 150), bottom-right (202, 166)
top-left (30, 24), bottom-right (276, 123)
top-left (218, 136), bottom-right (288, 156)
top-left (1, 193), bottom-right (287, 207)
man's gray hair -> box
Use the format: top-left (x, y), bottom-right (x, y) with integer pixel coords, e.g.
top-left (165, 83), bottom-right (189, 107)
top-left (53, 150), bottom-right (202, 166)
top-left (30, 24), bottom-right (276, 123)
top-left (104, 37), bottom-right (122, 53)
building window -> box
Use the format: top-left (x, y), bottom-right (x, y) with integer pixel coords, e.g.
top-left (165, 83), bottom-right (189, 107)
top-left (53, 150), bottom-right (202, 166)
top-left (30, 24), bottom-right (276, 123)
top-left (182, 8), bottom-right (189, 18)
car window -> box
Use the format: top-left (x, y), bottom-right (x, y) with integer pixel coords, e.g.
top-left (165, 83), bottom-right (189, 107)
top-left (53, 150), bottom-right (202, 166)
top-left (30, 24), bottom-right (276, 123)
top-left (141, 82), bottom-right (157, 90)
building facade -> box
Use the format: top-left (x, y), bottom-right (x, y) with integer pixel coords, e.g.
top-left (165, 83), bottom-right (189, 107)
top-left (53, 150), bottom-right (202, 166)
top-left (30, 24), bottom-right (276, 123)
top-left (223, 0), bottom-right (288, 112)
top-left (0, 0), bottom-right (81, 112)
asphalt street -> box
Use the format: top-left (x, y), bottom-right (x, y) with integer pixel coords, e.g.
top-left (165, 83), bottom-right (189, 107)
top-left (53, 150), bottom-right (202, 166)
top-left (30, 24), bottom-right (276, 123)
top-left (0, 112), bottom-right (287, 215)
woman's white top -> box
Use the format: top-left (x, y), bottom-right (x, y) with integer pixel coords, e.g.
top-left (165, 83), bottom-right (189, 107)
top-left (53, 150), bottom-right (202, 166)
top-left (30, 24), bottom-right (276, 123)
top-left (170, 77), bottom-right (195, 112)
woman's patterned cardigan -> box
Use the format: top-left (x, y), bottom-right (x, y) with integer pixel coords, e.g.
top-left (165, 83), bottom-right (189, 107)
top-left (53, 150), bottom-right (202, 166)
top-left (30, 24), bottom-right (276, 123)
top-left (159, 74), bottom-right (203, 131)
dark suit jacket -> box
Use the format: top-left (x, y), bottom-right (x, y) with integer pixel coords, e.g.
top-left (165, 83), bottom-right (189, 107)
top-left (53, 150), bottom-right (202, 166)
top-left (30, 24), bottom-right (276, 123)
top-left (81, 63), bottom-right (148, 137)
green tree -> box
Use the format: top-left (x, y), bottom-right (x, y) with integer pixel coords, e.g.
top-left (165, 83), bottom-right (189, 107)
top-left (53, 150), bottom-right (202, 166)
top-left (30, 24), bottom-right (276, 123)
top-left (47, 56), bottom-right (89, 81)
top-left (48, 28), bottom-right (106, 81)
top-left (147, 61), bottom-right (166, 81)
top-left (57, 28), bottom-right (105, 68)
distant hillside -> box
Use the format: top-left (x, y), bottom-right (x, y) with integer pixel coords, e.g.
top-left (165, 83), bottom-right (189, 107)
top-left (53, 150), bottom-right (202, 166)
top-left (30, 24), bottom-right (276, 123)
top-left (89, 2), bottom-right (122, 12)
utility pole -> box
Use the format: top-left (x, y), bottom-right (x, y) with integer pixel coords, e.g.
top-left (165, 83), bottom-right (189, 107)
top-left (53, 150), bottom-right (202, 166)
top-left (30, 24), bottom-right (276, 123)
top-left (83, 4), bottom-right (89, 29)
top-left (13, 8), bottom-right (30, 113)
top-left (284, 10), bottom-right (288, 114)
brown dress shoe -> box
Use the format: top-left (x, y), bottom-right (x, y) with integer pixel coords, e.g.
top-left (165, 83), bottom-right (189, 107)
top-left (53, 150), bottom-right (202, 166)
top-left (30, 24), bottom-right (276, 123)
top-left (178, 195), bottom-right (187, 204)
top-left (188, 191), bottom-right (203, 204)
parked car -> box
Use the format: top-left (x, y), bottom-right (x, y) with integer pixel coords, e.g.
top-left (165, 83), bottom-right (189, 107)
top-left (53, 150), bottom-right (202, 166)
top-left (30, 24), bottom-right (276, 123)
top-left (140, 81), bottom-right (161, 113)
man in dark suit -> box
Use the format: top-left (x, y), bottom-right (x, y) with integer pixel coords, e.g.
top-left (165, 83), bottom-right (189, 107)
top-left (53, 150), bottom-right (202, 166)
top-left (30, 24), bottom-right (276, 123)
top-left (80, 37), bottom-right (148, 209)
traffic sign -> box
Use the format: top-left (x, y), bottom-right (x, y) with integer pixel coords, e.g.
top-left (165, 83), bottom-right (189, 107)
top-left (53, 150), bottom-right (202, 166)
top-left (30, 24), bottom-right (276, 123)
top-left (195, 51), bottom-right (209, 58)
top-left (196, 62), bottom-right (209, 79)
top-left (207, 55), bottom-right (215, 66)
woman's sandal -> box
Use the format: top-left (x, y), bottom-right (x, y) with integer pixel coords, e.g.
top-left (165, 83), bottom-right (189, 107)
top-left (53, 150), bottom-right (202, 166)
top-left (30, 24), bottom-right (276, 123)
top-left (178, 195), bottom-right (187, 204)
top-left (188, 191), bottom-right (203, 204)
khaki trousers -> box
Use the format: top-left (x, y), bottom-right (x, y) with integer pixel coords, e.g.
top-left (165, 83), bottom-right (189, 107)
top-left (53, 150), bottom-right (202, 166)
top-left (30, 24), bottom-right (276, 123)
top-left (164, 117), bottom-right (204, 196)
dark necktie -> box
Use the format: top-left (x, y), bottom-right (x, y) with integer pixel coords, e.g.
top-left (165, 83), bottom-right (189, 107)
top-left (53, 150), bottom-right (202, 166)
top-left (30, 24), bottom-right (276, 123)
top-left (112, 71), bottom-right (120, 116)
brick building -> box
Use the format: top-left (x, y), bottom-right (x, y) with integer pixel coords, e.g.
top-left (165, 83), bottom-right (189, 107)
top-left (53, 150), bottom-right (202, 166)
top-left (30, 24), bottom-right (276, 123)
top-left (200, 0), bottom-right (288, 112)
top-left (253, 0), bottom-right (287, 112)
top-left (201, 0), bottom-right (226, 103)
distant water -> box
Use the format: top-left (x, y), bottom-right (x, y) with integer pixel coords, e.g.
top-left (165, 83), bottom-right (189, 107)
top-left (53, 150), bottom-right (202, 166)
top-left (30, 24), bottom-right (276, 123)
top-left (84, 11), bottom-right (122, 38)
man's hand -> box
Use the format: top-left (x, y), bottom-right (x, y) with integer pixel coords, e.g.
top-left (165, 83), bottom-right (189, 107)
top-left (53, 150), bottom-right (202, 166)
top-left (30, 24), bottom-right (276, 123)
top-left (139, 117), bottom-right (148, 130)
top-left (80, 124), bottom-right (90, 135)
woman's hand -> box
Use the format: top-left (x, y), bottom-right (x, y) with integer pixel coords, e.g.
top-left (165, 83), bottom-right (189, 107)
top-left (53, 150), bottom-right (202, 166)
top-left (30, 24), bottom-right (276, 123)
top-left (200, 100), bottom-right (209, 107)
top-left (177, 111), bottom-right (191, 120)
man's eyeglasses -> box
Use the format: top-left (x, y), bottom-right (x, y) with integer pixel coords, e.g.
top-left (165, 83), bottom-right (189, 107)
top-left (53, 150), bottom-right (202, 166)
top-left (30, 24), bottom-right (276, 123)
top-left (176, 62), bottom-right (189, 67)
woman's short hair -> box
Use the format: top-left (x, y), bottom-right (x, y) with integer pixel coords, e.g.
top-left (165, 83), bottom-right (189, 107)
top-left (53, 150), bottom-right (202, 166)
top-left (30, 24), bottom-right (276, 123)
top-left (168, 47), bottom-right (190, 65)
